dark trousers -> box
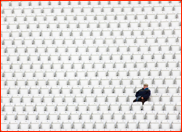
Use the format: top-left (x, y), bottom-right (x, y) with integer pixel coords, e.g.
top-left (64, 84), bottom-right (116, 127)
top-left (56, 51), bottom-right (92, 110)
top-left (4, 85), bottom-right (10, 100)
top-left (133, 97), bottom-right (147, 105)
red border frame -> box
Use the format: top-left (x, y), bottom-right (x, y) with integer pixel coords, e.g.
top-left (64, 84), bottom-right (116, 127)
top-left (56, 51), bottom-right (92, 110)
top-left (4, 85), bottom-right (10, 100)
top-left (0, 0), bottom-right (181, 132)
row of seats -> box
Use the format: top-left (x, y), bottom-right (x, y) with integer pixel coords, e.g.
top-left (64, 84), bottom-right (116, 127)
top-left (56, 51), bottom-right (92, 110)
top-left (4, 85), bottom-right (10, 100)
top-left (2, 85), bottom-right (181, 95)
top-left (1, 102), bottom-right (181, 112)
top-left (2, 111), bottom-right (180, 121)
top-left (1, 76), bottom-right (181, 86)
top-left (2, 37), bottom-right (181, 44)
top-left (2, 60), bottom-right (181, 70)
top-left (1, 28), bottom-right (181, 37)
top-left (2, 5), bottom-right (181, 14)
top-left (1, 52), bottom-right (181, 62)
top-left (2, 20), bottom-right (181, 30)
top-left (2, 68), bottom-right (181, 78)
top-left (1, 120), bottom-right (181, 130)
top-left (1, 93), bottom-right (181, 103)
top-left (1, 12), bottom-right (181, 23)
top-left (1, 129), bottom-right (179, 131)
top-left (2, 1), bottom-right (181, 7)
top-left (2, 38), bottom-right (181, 46)
top-left (2, 44), bottom-right (181, 53)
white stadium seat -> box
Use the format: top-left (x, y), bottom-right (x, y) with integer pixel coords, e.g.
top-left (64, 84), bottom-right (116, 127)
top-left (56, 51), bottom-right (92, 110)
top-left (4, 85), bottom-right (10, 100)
top-left (171, 120), bottom-right (181, 131)
top-left (9, 121), bottom-right (19, 129)
top-left (149, 120), bottom-right (160, 129)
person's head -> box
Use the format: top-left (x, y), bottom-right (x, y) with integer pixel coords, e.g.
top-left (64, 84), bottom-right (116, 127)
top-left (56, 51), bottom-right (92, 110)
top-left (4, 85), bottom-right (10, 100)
top-left (143, 84), bottom-right (148, 89)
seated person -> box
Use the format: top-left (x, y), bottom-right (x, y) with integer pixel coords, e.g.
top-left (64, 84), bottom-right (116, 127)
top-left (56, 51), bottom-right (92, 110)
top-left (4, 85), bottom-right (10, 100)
top-left (133, 84), bottom-right (151, 105)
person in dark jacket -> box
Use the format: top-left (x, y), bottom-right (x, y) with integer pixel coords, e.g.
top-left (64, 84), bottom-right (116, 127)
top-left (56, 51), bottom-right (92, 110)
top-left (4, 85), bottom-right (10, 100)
top-left (133, 84), bottom-right (151, 105)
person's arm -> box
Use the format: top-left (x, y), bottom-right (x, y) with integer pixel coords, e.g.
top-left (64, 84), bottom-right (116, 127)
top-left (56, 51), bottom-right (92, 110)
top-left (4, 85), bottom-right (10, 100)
top-left (135, 91), bottom-right (138, 97)
top-left (142, 90), bottom-right (151, 100)
top-left (135, 89), bottom-right (141, 97)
